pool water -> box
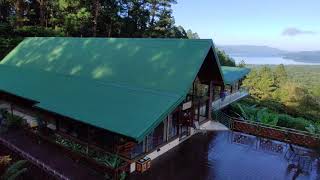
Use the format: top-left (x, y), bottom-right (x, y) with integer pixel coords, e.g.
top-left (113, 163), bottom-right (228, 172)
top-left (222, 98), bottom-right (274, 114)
top-left (130, 131), bottom-right (320, 180)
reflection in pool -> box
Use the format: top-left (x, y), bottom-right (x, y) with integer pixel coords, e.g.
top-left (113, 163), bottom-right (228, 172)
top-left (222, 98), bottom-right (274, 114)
top-left (130, 131), bottom-right (319, 180)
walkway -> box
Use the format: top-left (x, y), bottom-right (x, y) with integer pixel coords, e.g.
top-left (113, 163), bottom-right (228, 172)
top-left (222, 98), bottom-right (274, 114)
top-left (199, 121), bottom-right (229, 131)
top-left (212, 90), bottom-right (249, 111)
top-left (1, 130), bottom-right (105, 180)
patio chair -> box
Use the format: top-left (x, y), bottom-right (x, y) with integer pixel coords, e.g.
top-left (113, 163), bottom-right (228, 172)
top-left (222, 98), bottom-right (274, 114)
top-left (194, 121), bottom-right (207, 134)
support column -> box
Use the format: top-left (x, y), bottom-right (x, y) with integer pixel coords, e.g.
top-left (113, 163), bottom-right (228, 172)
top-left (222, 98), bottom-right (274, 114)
top-left (220, 85), bottom-right (225, 94)
top-left (86, 126), bottom-right (90, 155)
top-left (163, 117), bottom-right (168, 142)
top-left (207, 81), bottom-right (213, 120)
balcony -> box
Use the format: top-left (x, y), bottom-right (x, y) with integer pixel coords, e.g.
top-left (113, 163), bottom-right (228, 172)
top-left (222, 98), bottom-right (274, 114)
top-left (212, 89), bottom-right (249, 111)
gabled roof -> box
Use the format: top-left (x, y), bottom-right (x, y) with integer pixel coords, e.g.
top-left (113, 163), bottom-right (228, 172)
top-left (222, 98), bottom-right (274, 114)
top-left (0, 37), bottom-right (224, 141)
top-left (221, 66), bottom-right (250, 85)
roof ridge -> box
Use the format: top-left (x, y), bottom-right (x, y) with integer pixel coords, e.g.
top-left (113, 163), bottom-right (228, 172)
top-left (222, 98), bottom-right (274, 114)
top-left (26, 37), bottom-right (213, 42)
top-left (0, 65), bottom-right (182, 98)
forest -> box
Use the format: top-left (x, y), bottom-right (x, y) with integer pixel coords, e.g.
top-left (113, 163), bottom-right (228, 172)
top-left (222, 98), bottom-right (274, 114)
top-left (233, 64), bottom-right (320, 134)
top-left (0, 0), bottom-right (237, 65)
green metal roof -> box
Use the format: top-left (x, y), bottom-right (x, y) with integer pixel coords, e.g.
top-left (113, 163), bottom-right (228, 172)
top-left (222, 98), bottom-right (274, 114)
top-left (0, 37), bottom-right (223, 141)
top-left (221, 66), bottom-right (250, 85)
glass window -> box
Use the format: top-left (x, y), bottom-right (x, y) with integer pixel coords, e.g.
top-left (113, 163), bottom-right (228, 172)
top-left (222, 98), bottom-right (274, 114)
top-left (168, 113), bottom-right (178, 139)
top-left (145, 122), bottom-right (165, 152)
top-left (131, 141), bottom-right (144, 158)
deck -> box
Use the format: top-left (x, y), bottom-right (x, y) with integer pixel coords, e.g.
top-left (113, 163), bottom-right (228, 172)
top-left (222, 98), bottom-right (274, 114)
top-left (199, 121), bottom-right (229, 131)
top-left (130, 131), bottom-right (319, 180)
top-left (212, 89), bottom-right (249, 111)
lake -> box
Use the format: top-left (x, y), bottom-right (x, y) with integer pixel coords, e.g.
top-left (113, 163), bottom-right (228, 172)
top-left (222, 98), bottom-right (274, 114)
top-left (232, 56), bottom-right (320, 65)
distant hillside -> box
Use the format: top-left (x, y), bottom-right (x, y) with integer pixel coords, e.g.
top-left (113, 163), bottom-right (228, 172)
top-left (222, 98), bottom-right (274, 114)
top-left (218, 45), bottom-right (320, 63)
top-left (218, 45), bottom-right (286, 57)
top-left (283, 51), bottom-right (320, 63)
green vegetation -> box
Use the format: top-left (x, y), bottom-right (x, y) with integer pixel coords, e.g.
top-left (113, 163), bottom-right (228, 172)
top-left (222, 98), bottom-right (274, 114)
top-left (55, 134), bottom-right (125, 169)
top-left (0, 109), bottom-right (26, 129)
top-left (237, 64), bottom-right (320, 134)
top-left (216, 48), bottom-right (236, 66)
top-left (231, 103), bottom-right (320, 134)
top-left (285, 65), bottom-right (320, 97)
top-left (242, 64), bottom-right (319, 121)
top-left (0, 156), bottom-right (28, 180)
top-left (1, 160), bottom-right (28, 180)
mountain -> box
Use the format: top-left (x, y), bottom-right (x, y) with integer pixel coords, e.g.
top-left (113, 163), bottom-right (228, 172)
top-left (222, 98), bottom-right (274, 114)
top-left (218, 45), bottom-right (320, 63)
top-left (283, 51), bottom-right (320, 63)
top-left (218, 45), bottom-right (287, 57)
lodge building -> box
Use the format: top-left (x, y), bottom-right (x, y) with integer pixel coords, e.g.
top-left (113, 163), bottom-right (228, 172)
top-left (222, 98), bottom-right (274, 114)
top-left (0, 37), bottom-right (249, 174)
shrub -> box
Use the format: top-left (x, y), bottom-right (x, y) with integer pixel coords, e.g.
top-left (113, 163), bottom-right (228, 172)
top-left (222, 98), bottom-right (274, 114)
top-left (1, 160), bottom-right (28, 180)
top-left (232, 103), bottom-right (316, 133)
top-left (277, 114), bottom-right (311, 132)
top-left (5, 114), bottom-right (26, 129)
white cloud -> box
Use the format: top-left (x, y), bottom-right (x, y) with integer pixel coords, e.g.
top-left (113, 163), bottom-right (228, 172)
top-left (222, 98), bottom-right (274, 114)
top-left (282, 27), bottom-right (316, 36)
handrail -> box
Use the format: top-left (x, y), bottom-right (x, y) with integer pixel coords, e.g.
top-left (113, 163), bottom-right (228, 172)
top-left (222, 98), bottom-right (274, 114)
top-left (218, 111), bottom-right (320, 139)
top-left (0, 136), bottom-right (70, 180)
top-left (232, 118), bottom-right (320, 139)
top-left (212, 89), bottom-right (249, 110)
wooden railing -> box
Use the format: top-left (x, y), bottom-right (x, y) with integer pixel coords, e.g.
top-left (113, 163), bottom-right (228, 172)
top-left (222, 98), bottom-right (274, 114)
top-left (26, 130), bottom-right (130, 180)
top-left (214, 111), bottom-right (320, 148)
top-left (0, 136), bottom-right (70, 180)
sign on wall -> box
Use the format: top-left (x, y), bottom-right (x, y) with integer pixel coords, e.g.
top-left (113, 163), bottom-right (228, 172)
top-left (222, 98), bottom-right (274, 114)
top-left (182, 101), bottom-right (192, 110)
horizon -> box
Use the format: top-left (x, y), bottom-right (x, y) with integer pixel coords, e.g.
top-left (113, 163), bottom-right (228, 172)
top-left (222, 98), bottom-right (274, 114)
top-left (172, 0), bottom-right (320, 51)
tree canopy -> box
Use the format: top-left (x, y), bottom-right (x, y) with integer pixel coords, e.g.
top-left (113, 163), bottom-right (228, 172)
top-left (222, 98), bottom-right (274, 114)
top-left (242, 65), bottom-right (320, 121)
top-left (0, 0), bottom-right (188, 38)
top-left (0, 0), bottom-right (238, 68)
top-left (0, 0), bottom-right (192, 59)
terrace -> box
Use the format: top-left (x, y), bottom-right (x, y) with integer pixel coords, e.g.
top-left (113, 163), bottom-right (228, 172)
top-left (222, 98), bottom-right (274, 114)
top-left (130, 131), bottom-right (320, 180)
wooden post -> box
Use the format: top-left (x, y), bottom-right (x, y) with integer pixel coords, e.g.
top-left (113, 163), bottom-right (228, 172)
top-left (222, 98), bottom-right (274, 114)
top-left (197, 100), bottom-right (200, 121)
top-left (86, 126), bottom-right (90, 155)
top-left (56, 119), bottom-right (60, 131)
top-left (10, 104), bottom-right (13, 119)
top-left (220, 84), bottom-right (225, 94)
top-left (163, 117), bottom-right (168, 142)
top-left (207, 81), bottom-right (213, 120)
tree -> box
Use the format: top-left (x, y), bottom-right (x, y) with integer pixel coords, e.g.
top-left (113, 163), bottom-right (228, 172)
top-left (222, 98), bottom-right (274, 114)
top-left (215, 48), bottom-right (236, 66)
top-left (186, 29), bottom-right (199, 39)
top-left (274, 64), bottom-right (287, 87)
top-left (0, 0), bottom-right (12, 22)
top-left (238, 60), bottom-right (246, 67)
top-left (92, 0), bottom-right (100, 36)
top-left (258, 66), bottom-right (277, 99)
top-left (1, 0), bottom-right (189, 58)
top-left (37, 0), bottom-right (48, 26)
top-left (243, 66), bottom-right (276, 100)
top-left (242, 65), bottom-right (320, 121)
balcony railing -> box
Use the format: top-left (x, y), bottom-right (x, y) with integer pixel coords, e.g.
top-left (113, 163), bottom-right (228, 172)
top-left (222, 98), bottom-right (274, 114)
top-left (212, 89), bottom-right (249, 111)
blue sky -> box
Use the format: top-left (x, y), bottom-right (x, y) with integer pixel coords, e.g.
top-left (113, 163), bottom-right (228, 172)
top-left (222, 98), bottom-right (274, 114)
top-left (172, 0), bottom-right (320, 51)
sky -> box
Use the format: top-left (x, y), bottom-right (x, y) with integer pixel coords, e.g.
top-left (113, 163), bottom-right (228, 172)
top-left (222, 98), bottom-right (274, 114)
top-left (172, 0), bottom-right (320, 51)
